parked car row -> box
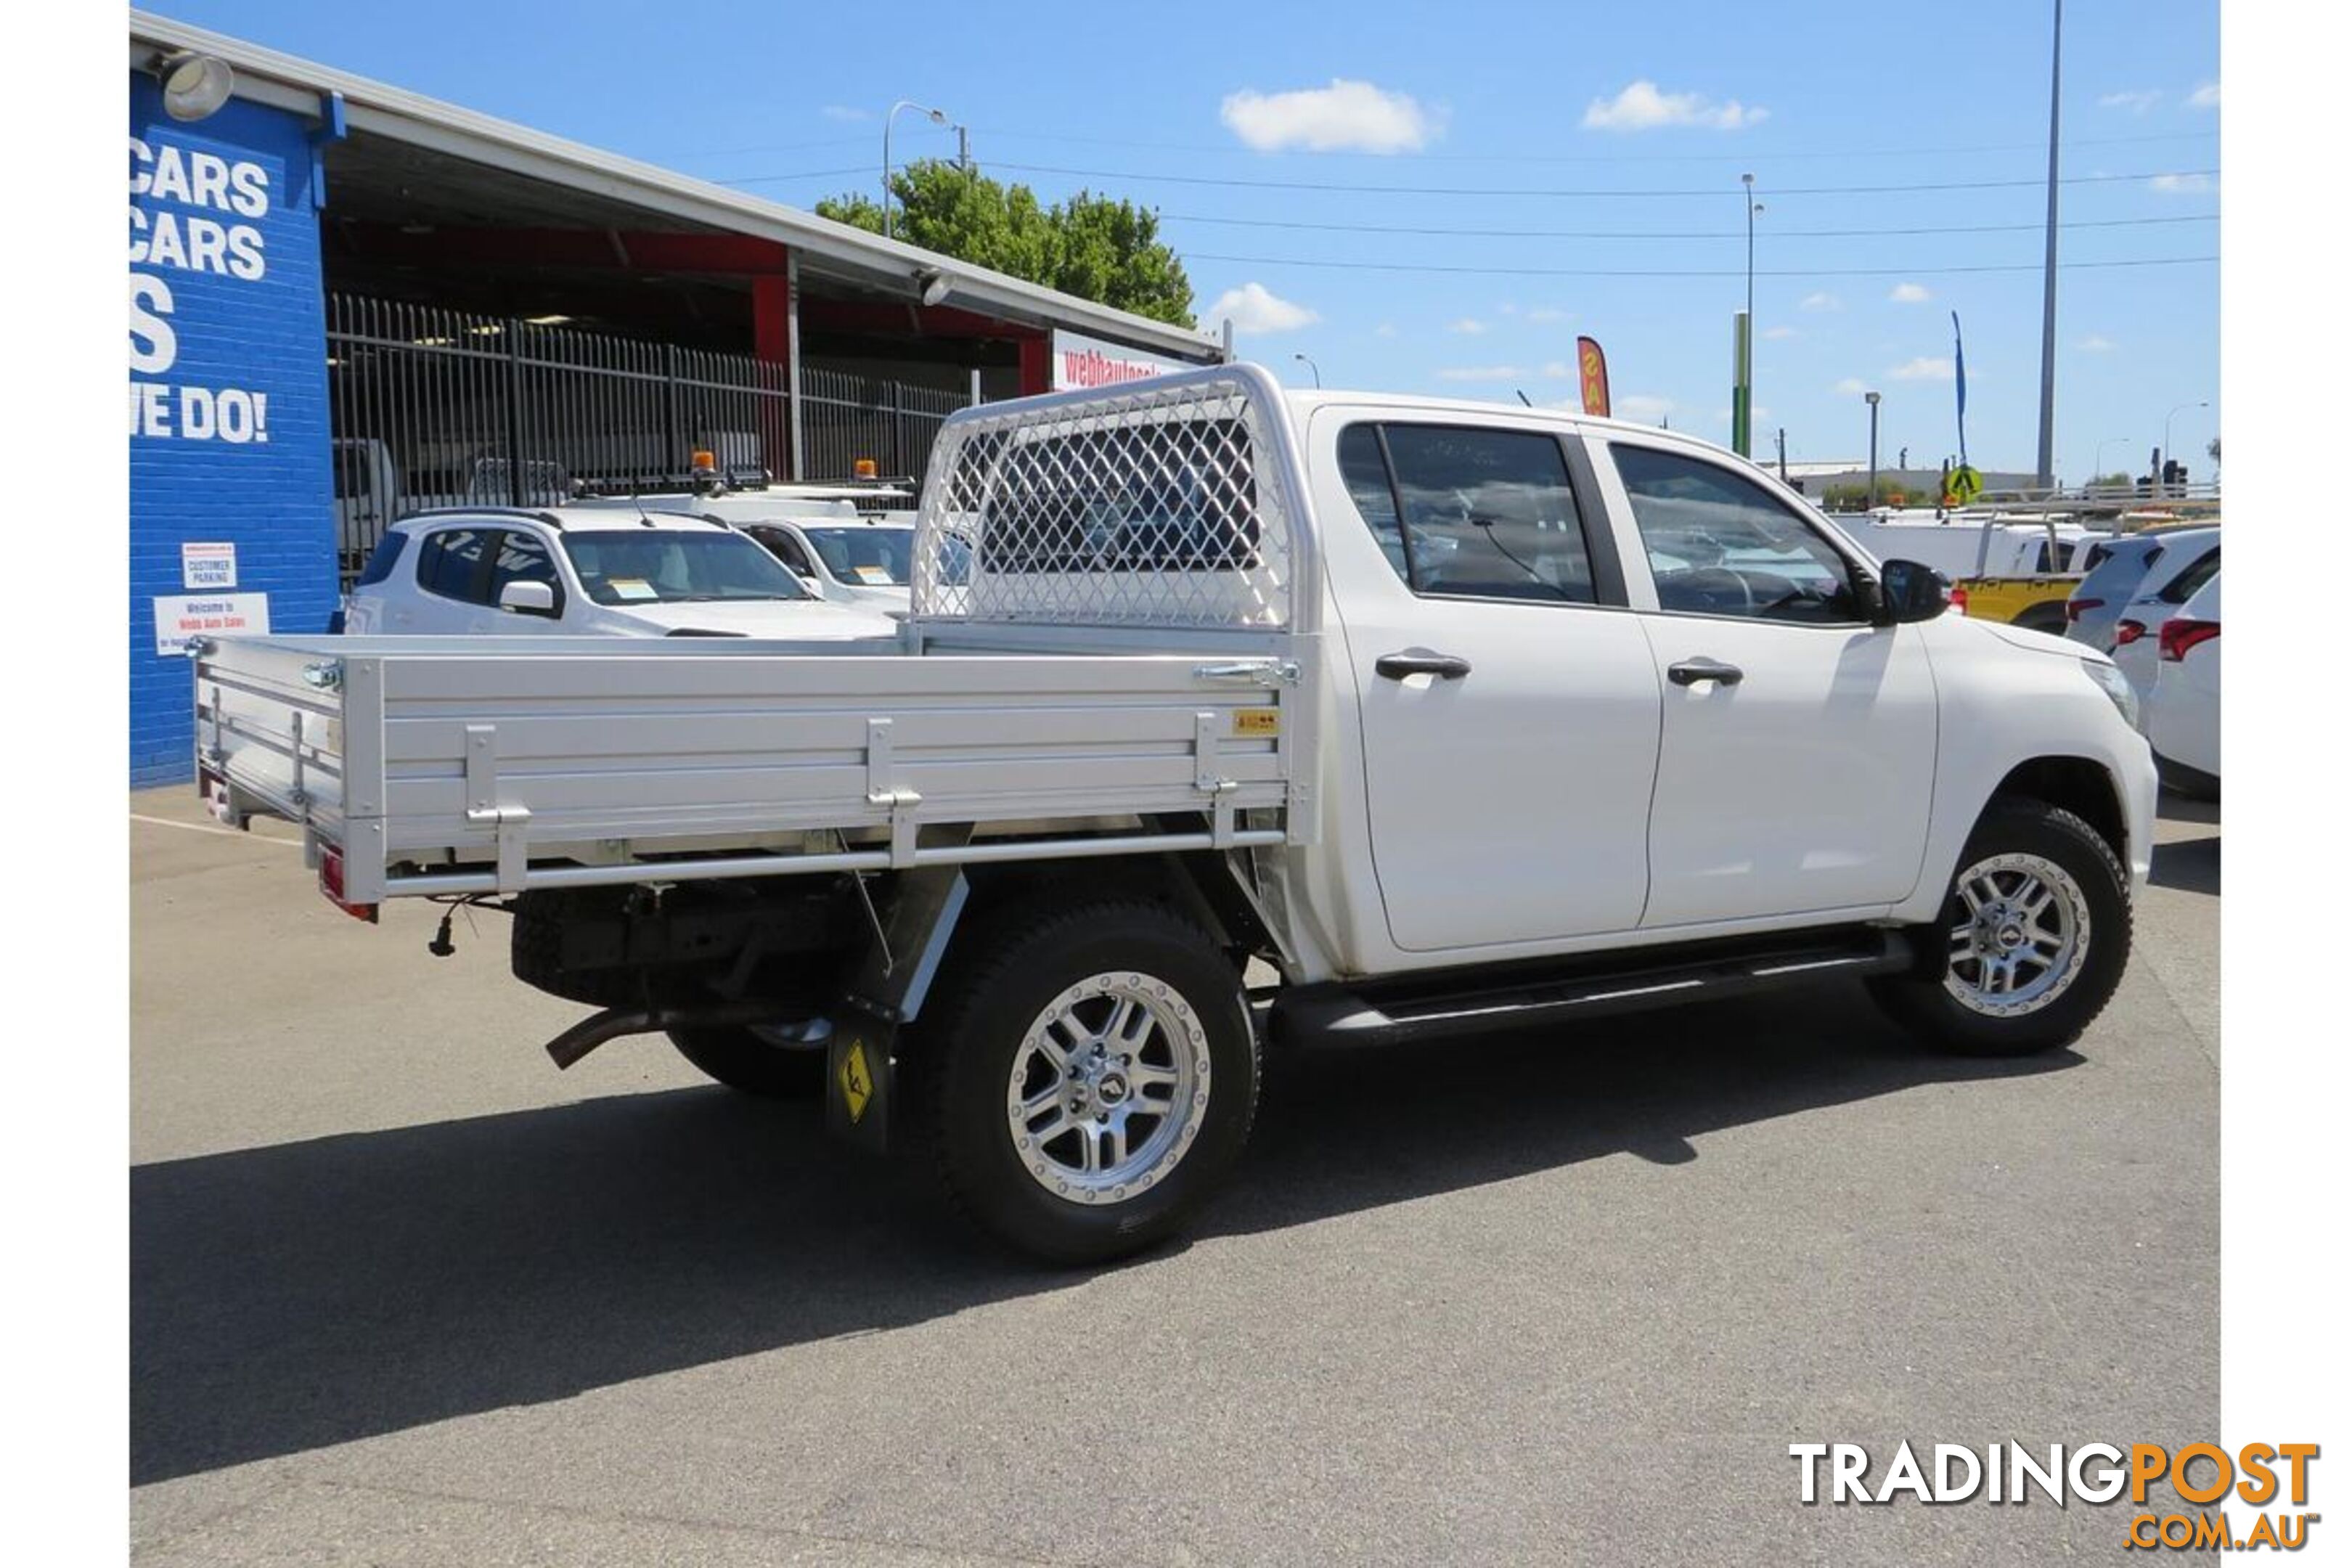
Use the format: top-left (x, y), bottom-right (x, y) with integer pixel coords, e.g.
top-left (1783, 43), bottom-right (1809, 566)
top-left (2064, 526), bottom-right (2221, 797)
top-left (335, 485), bottom-right (934, 639)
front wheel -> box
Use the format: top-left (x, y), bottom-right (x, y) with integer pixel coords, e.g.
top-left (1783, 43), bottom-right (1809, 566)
top-left (915, 899), bottom-right (1258, 1265)
top-left (1868, 799), bottom-right (2132, 1056)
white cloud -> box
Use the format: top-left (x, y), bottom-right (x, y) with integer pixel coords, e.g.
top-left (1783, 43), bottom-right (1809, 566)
top-left (1889, 282), bottom-right (1932, 303)
top-left (1582, 80), bottom-right (1766, 131)
top-left (1203, 282), bottom-right (1320, 335)
top-left (1834, 377), bottom-right (1871, 396)
top-left (1889, 356), bottom-right (1954, 381)
top-left (820, 105), bottom-right (871, 123)
top-left (1449, 318), bottom-right (1489, 335)
top-left (2189, 81), bottom-right (2221, 109)
top-left (1801, 291), bottom-right (1841, 312)
top-left (1616, 393), bottom-right (1676, 422)
top-left (1496, 302), bottom-right (1518, 315)
top-left (1539, 361), bottom-right (1575, 379)
top-left (1220, 79), bottom-right (1444, 153)
top-left (1526, 306), bottom-right (1568, 323)
top-left (2149, 171), bottom-right (2217, 195)
top-left (1762, 324), bottom-right (1798, 340)
top-left (1373, 322), bottom-right (1397, 338)
top-left (2079, 335), bottom-right (2119, 352)
top-left (2098, 89), bottom-right (2161, 113)
top-left (1435, 364), bottom-right (1527, 382)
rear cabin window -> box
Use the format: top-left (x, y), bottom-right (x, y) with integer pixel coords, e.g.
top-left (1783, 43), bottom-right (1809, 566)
top-left (1336, 422), bottom-right (1597, 604)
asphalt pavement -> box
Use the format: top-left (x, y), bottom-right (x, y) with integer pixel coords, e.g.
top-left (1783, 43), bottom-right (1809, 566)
top-left (130, 785), bottom-right (2220, 1565)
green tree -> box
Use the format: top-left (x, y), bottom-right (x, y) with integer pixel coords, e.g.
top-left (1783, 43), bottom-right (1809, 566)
top-left (2206, 436), bottom-right (2221, 467)
top-left (818, 161), bottom-right (1195, 327)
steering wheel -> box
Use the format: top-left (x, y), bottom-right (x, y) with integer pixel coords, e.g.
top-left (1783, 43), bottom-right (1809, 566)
top-left (1676, 566), bottom-right (1755, 616)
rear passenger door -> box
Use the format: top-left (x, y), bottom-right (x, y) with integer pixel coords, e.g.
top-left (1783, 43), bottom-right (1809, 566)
top-left (1316, 412), bottom-right (1663, 952)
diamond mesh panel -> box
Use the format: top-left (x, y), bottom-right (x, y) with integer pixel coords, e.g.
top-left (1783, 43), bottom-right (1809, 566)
top-left (912, 375), bottom-right (1294, 627)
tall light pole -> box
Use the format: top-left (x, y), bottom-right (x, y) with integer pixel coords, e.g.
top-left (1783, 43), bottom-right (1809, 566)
top-left (1292, 353), bottom-right (1321, 388)
top-left (2091, 435), bottom-right (2131, 491)
top-left (2163, 401), bottom-right (2208, 470)
top-left (1743, 173), bottom-right (1757, 330)
top-left (2034, 0), bottom-right (2063, 489)
top-left (1865, 391), bottom-right (1882, 512)
top-left (883, 99), bottom-right (955, 241)
top-left (1734, 173), bottom-right (1760, 459)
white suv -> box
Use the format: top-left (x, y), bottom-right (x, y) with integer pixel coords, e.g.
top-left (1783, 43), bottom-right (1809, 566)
top-left (341, 508), bottom-right (902, 640)
top-left (569, 493), bottom-right (943, 611)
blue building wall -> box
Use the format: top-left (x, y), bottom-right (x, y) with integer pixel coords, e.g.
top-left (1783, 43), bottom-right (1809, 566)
top-left (130, 75), bottom-right (335, 786)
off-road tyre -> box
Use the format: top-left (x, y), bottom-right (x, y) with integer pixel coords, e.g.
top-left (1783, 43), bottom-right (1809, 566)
top-left (1868, 797), bottom-right (2131, 1057)
top-left (912, 898), bottom-right (1258, 1265)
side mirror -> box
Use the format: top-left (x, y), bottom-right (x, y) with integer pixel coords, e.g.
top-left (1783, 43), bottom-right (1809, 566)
top-left (1874, 558), bottom-right (1951, 625)
top-left (498, 580), bottom-right (558, 618)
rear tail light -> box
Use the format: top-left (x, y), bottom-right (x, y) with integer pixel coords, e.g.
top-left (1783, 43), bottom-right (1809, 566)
top-left (2158, 617), bottom-right (2219, 663)
top-left (318, 844), bottom-right (379, 923)
top-left (2065, 597), bottom-right (2103, 623)
top-left (2114, 618), bottom-right (2147, 645)
top-left (1948, 585), bottom-right (1969, 616)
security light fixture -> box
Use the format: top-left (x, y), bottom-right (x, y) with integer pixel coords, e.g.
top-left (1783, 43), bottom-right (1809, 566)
top-left (918, 269), bottom-right (952, 308)
top-left (157, 51), bottom-right (234, 122)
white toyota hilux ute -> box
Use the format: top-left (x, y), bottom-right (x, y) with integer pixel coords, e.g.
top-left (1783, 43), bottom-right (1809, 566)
top-left (194, 366), bottom-right (2156, 1263)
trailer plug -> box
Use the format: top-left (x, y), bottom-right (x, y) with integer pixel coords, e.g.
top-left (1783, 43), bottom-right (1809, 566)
top-left (428, 907), bottom-right (457, 957)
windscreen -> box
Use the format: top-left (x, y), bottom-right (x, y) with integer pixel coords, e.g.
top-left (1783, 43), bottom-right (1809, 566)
top-left (560, 530), bottom-right (814, 605)
top-left (798, 526), bottom-right (918, 586)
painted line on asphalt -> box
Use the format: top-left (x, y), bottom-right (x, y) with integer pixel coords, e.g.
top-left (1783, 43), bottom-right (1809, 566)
top-left (131, 812), bottom-right (303, 847)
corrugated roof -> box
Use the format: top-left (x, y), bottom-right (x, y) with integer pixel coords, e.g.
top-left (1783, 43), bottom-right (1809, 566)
top-left (128, 10), bottom-right (1225, 364)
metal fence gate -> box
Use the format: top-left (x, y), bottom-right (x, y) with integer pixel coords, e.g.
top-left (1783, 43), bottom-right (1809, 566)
top-left (325, 293), bottom-right (973, 579)
top-left (799, 366), bottom-right (971, 485)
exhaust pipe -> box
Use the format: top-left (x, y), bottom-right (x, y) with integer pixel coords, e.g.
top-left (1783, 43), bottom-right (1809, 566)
top-left (544, 1000), bottom-right (828, 1071)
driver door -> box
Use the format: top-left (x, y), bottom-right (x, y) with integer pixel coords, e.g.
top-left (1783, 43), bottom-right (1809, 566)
top-left (1592, 437), bottom-right (1940, 929)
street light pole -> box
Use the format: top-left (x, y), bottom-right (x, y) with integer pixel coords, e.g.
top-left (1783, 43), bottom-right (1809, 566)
top-left (2163, 400), bottom-right (2209, 471)
top-left (2091, 435), bottom-right (2131, 491)
top-left (1736, 173), bottom-right (1760, 459)
top-left (1292, 353), bottom-right (1321, 388)
top-left (883, 99), bottom-right (952, 241)
top-left (1865, 391), bottom-right (1882, 512)
top-left (2034, 0), bottom-right (2064, 489)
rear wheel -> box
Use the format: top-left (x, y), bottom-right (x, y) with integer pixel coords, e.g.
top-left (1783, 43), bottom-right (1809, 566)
top-left (1869, 799), bottom-right (2131, 1055)
top-left (666, 1025), bottom-right (827, 1098)
top-left (915, 899), bottom-right (1257, 1265)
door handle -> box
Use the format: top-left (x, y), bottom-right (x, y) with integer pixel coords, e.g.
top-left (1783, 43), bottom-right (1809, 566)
top-left (1667, 657), bottom-right (1744, 687)
top-left (1376, 649), bottom-right (1473, 682)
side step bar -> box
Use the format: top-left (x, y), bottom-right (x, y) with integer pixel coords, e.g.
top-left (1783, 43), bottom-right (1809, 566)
top-left (1271, 927), bottom-right (1919, 1051)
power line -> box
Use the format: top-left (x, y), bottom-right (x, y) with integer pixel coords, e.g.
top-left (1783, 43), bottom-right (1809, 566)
top-left (1181, 252), bottom-right (2218, 279)
top-left (1159, 211), bottom-right (2218, 242)
top-left (886, 160), bottom-right (2219, 200)
top-left (722, 166), bottom-right (876, 187)
top-left (687, 123), bottom-right (2214, 167)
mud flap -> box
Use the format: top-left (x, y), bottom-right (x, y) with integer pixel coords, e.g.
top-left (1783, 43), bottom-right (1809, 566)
top-left (826, 1000), bottom-right (899, 1156)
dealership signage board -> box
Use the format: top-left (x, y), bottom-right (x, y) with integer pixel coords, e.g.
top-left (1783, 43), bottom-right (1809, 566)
top-left (128, 73), bottom-right (333, 783)
top-left (181, 542), bottom-right (237, 589)
top-left (153, 593), bottom-right (271, 657)
top-left (1050, 330), bottom-right (1192, 392)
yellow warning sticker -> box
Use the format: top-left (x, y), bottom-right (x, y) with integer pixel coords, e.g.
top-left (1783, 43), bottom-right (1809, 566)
top-left (1233, 709), bottom-right (1281, 737)
top-left (837, 1039), bottom-right (873, 1123)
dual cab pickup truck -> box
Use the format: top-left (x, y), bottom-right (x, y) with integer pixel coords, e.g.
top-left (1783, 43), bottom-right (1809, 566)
top-left (196, 366), bottom-right (2156, 1262)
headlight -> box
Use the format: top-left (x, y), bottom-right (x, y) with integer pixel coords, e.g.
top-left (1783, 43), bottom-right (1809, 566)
top-left (2081, 658), bottom-right (2139, 730)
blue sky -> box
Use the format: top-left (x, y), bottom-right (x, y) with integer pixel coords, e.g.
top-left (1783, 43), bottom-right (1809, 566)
top-left (154, 0), bottom-right (2218, 480)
